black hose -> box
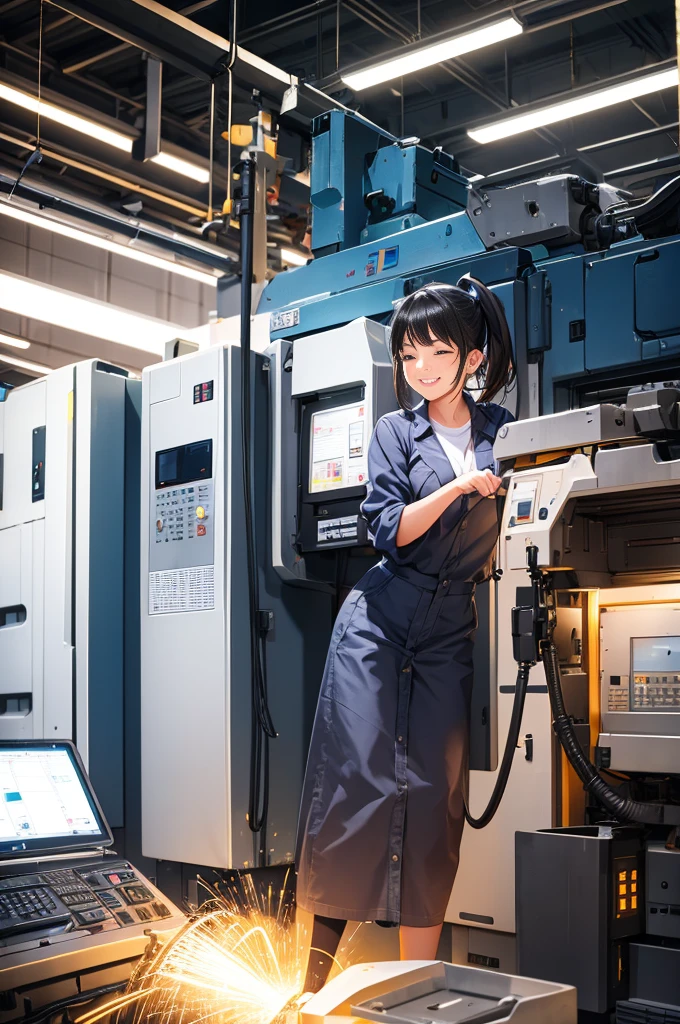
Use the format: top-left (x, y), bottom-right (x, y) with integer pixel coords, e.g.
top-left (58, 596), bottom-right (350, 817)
top-left (542, 641), bottom-right (680, 826)
top-left (465, 663), bottom-right (531, 829)
top-left (238, 158), bottom-right (277, 861)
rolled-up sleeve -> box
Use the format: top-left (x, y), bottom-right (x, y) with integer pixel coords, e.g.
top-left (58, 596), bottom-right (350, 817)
top-left (361, 417), bottom-right (413, 558)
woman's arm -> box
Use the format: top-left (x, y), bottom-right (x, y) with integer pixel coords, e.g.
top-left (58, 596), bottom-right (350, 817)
top-left (395, 468), bottom-right (501, 547)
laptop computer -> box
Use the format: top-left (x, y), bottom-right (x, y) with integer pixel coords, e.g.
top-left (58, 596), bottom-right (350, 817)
top-left (0, 741), bottom-right (185, 1016)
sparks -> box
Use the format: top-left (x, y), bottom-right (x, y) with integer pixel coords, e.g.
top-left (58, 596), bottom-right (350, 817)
top-left (78, 874), bottom-right (306, 1024)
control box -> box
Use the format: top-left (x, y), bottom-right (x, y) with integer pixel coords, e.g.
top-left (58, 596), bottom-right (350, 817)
top-left (141, 344), bottom-right (331, 869)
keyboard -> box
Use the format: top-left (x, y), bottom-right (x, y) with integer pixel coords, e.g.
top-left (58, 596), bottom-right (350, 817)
top-left (0, 860), bottom-right (173, 945)
top-left (0, 886), bottom-right (71, 939)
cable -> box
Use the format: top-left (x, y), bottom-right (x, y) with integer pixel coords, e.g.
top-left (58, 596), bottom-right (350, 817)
top-left (542, 639), bottom-right (680, 826)
top-left (21, 982), bottom-right (126, 1024)
top-left (464, 663), bottom-right (531, 829)
top-left (237, 159), bottom-right (277, 867)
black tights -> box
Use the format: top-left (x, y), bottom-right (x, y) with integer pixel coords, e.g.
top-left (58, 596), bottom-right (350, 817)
top-left (304, 914), bottom-right (347, 993)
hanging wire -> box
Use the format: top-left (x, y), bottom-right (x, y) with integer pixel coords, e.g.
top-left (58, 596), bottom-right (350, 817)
top-left (208, 80), bottom-right (215, 222)
top-left (9, 0), bottom-right (44, 199)
top-left (335, 0), bottom-right (340, 71)
top-left (225, 0), bottom-right (238, 215)
top-left (37, 0), bottom-right (44, 146)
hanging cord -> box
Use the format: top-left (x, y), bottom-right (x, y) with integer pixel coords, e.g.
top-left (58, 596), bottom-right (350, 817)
top-left (236, 160), bottom-right (277, 869)
top-left (36, 0), bottom-right (43, 145)
top-left (207, 81), bottom-right (215, 222)
top-left (225, 0), bottom-right (238, 216)
top-left (464, 663), bottom-right (531, 829)
top-left (8, 0), bottom-right (43, 200)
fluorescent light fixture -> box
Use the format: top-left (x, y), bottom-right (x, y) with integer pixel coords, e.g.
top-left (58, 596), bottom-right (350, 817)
top-left (0, 331), bottom-right (30, 350)
top-left (467, 173), bottom-right (485, 183)
top-left (0, 83), bottom-right (208, 182)
top-left (0, 202), bottom-right (219, 287)
top-left (151, 151), bottom-right (210, 184)
top-left (468, 66), bottom-right (679, 144)
top-left (0, 270), bottom-right (181, 356)
top-left (342, 16), bottom-right (522, 91)
top-left (280, 248), bottom-right (309, 267)
top-left (0, 352), bottom-right (51, 374)
top-left (0, 82), bottom-right (133, 152)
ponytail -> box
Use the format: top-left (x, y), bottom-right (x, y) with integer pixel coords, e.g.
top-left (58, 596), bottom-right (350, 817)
top-left (456, 274), bottom-right (516, 404)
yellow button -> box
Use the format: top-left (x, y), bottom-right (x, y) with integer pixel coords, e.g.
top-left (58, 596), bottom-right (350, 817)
top-left (619, 898), bottom-right (627, 911)
top-left (619, 884), bottom-right (626, 896)
top-left (631, 883), bottom-right (637, 894)
top-left (631, 895), bottom-right (638, 910)
top-left (631, 870), bottom-right (638, 881)
top-left (196, 506), bottom-right (205, 519)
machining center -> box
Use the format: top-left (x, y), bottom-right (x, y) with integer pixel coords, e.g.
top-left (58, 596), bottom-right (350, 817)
top-left (471, 384), bottom-right (680, 1014)
top-left (0, 361), bottom-right (141, 837)
top-left (253, 111), bottom-right (680, 1005)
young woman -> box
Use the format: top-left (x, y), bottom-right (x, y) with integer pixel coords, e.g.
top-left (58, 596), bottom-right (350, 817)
top-left (296, 276), bottom-right (516, 992)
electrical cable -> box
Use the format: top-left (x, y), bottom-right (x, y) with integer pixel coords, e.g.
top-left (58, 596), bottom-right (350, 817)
top-left (225, 0), bottom-right (238, 215)
top-left (8, 1), bottom-right (43, 200)
top-left (542, 640), bottom-right (680, 826)
top-left (237, 159), bottom-right (277, 868)
top-left (464, 662), bottom-right (531, 829)
top-left (21, 982), bottom-right (126, 1024)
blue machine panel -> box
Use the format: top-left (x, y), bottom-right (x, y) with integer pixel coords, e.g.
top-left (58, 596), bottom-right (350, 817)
top-left (635, 243), bottom-right (680, 360)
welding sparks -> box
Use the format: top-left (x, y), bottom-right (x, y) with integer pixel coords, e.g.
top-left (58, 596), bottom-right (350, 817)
top-left (78, 874), bottom-right (305, 1024)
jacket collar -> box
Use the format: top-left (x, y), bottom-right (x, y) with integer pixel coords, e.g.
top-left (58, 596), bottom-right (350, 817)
top-left (406, 391), bottom-right (496, 485)
top-left (409, 391), bottom-right (497, 443)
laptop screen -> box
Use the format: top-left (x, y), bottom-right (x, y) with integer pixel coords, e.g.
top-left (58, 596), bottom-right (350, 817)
top-left (0, 742), bottom-right (112, 856)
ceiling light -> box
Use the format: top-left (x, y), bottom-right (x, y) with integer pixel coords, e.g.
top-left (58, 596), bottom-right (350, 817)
top-left (0, 352), bottom-right (51, 374)
top-left (342, 16), bottom-right (522, 91)
top-left (151, 151), bottom-right (210, 184)
top-left (468, 66), bottom-right (678, 144)
top-left (0, 202), bottom-right (220, 287)
top-left (0, 331), bottom-right (30, 350)
top-left (467, 173), bottom-right (485, 183)
top-left (280, 248), bottom-right (309, 267)
top-left (0, 270), bottom-right (181, 356)
top-left (0, 82), bottom-right (133, 152)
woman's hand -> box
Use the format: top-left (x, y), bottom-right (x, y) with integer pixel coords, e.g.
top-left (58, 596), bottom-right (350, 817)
top-left (395, 468), bottom-right (502, 547)
top-left (454, 468), bottom-right (502, 497)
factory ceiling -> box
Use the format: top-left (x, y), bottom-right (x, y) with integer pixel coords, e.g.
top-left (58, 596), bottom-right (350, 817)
top-left (0, 0), bottom-right (677, 266)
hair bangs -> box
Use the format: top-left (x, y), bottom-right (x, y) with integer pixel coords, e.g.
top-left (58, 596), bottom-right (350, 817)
top-left (399, 293), bottom-right (459, 353)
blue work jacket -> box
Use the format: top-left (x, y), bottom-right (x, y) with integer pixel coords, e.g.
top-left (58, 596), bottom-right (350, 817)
top-left (361, 392), bottom-right (514, 581)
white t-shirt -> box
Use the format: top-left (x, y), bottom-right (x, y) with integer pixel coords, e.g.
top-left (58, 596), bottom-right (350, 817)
top-left (431, 418), bottom-right (476, 477)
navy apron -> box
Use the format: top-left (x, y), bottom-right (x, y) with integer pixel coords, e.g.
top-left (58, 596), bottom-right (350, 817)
top-left (296, 394), bottom-right (514, 927)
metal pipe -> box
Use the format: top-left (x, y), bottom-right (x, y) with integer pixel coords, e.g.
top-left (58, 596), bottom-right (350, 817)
top-left (62, 41), bottom-right (132, 74)
top-left (0, 128), bottom-right (208, 217)
top-left (578, 121), bottom-right (680, 153)
top-left (0, 170), bottom-right (235, 269)
top-left (240, 0), bottom-right (336, 43)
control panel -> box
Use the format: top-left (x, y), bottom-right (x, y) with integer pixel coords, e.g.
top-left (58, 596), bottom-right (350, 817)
top-left (501, 455), bottom-right (595, 570)
top-left (148, 438), bottom-right (215, 615)
top-left (0, 860), bottom-right (173, 946)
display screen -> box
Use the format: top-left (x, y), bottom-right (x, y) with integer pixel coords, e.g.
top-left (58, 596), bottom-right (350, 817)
top-left (156, 439), bottom-right (212, 489)
top-left (631, 636), bottom-right (680, 711)
top-left (0, 743), bottom-right (111, 855)
top-left (309, 402), bottom-right (368, 494)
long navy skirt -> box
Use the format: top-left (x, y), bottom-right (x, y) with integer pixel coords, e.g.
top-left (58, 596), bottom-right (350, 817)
top-left (295, 560), bottom-right (476, 927)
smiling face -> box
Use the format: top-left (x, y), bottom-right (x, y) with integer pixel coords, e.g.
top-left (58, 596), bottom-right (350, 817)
top-left (401, 331), bottom-right (484, 403)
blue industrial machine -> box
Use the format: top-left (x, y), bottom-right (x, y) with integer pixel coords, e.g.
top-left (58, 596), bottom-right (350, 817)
top-left (252, 111), bottom-right (680, 1020)
top-left (261, 109), bottom-right (680, 421)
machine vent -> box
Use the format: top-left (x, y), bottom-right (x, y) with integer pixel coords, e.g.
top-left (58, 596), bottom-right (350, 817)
top-left (148, 566), bottom-right (215, 614)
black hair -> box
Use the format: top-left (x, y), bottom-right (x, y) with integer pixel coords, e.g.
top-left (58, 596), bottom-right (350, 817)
top-left (389, 275), bottom-right (516, 409)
